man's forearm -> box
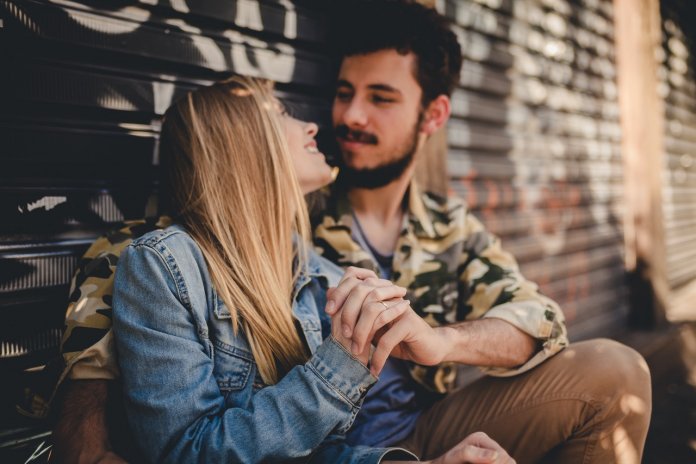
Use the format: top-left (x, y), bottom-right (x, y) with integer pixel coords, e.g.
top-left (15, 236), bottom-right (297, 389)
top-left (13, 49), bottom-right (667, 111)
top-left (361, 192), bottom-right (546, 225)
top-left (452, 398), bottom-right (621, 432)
top-left (438, 318), bottom-right (538, 368)
top-left (52, 379), bottom-right (116, 464)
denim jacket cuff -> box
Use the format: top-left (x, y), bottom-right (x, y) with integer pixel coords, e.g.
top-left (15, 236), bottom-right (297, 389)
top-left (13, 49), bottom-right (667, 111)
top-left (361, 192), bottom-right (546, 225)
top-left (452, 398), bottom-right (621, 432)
top-left (309, 336), bottom-right (377, 406)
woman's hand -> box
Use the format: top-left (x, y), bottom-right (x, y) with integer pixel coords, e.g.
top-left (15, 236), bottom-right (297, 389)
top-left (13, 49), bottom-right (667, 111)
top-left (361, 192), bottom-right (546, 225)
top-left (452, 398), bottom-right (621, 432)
top-left (326, 267), bottom-right (410, 371)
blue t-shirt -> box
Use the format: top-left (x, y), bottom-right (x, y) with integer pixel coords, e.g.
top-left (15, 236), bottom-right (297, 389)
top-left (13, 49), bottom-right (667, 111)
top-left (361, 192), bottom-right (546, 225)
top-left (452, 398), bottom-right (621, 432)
top-left (347, 358), bottom-right (436, 447)
top-left (346, 219), bottom-right (439, 447)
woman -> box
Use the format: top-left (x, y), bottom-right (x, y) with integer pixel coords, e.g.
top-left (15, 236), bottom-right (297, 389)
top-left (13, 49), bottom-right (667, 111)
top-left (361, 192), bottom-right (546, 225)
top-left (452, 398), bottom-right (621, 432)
top-left (112, 76), bottom-right (512, 463)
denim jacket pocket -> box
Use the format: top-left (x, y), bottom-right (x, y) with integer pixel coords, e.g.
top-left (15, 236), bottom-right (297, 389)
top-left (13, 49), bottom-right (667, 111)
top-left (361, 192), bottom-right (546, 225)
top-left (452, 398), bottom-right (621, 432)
top-left (211, 299), bottom-right (253, 393)
top-left (211, 338), bottom-right (253, 392)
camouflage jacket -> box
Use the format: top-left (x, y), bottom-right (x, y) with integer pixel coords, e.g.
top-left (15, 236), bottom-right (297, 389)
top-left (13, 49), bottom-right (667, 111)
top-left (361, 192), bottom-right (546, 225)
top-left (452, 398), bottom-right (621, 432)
top-left (313, 183), bottom-right (568, 393)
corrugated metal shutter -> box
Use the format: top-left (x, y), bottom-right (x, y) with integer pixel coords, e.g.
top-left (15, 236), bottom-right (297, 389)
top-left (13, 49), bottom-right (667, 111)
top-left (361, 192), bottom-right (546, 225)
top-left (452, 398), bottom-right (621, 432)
top-left (659, 0), bottom-right (696, 319)
top-left (0, 0), bottom-right (331, 456)
top-left (441, 0), bottom-right (626, 340)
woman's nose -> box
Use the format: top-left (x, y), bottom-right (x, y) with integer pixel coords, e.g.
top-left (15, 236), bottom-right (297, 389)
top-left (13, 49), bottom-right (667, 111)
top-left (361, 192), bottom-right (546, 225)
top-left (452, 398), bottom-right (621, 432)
top-left (304, 121), bottom-right (319, 137)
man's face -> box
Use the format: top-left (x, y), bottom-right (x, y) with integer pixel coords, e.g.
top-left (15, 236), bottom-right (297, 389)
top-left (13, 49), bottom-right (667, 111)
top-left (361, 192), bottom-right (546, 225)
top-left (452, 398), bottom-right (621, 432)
top-left (332, 49), bottom-right (424, 186)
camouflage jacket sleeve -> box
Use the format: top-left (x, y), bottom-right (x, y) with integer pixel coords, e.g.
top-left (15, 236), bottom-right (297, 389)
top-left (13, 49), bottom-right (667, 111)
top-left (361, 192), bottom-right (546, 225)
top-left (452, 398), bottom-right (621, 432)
top-left (60, 237), bottom-right (128, 382)
top-left (60, 218), bottom-right (171, 383)
top-left (457, 210), bottom-right (568, 378)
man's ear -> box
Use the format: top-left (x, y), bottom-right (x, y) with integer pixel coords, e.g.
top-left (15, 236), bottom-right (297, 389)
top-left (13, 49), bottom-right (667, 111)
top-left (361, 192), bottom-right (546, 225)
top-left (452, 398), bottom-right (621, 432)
top-left (420, 95), bottom-right (451, 136)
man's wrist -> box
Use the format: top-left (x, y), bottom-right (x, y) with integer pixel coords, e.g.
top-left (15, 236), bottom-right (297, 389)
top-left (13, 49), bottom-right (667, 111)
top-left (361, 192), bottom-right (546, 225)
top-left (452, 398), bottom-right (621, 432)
top-left (435, 325), bottom-right (463, 364)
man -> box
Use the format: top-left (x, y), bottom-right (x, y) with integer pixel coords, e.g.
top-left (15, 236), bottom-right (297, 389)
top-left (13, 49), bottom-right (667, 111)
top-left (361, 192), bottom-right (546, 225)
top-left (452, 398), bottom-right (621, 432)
top-left (44, 1), bottom-right (650, 463)
top-left (309, 1), bottom-right (651, 462)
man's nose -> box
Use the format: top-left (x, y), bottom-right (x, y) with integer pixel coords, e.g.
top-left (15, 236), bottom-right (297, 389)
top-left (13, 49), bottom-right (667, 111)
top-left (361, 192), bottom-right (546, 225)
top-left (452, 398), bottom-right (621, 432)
top-left (341, 100), bottom-right (368, 127)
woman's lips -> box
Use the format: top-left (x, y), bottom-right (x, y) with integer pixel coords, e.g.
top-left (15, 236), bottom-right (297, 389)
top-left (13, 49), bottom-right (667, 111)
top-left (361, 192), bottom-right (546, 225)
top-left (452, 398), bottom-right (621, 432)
top-left (305, 141), bottom-right (321, 154)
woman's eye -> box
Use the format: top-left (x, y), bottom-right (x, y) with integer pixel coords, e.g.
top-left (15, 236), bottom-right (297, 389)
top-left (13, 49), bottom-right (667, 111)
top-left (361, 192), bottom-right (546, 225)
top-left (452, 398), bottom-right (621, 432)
top-left (335, 92), bottom-right (352, 101)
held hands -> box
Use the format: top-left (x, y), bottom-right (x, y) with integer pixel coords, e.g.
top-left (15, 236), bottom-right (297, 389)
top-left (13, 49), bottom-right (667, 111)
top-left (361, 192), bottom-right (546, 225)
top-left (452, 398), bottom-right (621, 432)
top-left (326, 267), bottom-right (447, 376)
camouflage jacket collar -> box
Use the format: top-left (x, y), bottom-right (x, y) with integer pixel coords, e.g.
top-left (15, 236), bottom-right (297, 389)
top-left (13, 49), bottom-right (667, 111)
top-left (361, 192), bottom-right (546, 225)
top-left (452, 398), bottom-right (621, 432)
top-left (325, 182), bottom-right (454, 241)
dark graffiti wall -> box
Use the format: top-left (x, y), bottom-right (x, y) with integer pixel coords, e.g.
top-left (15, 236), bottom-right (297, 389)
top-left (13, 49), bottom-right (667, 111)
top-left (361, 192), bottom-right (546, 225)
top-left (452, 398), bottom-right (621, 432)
top-left (0, 0), bottom-right (333, 457)
top-left (0, 0), bottom-right (331, 360)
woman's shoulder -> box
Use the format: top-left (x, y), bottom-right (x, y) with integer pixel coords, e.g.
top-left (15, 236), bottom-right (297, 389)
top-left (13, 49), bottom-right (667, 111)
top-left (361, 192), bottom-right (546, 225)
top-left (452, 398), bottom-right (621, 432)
top-left (130, 223), bottom-right (192, 248)
top-left (119, 224), bottom-right (214, 311)
top-left (125, 224), bottom-right (208, 277)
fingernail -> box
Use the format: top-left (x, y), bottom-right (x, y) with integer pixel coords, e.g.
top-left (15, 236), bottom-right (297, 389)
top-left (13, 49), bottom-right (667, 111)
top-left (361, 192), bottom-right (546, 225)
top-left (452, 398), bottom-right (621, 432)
top-left (351, 342), bottom-right (359, 354)
top-left (326, 300), bottom-right (335, 313)
top-left (343, 325), bottom-right (351, 337)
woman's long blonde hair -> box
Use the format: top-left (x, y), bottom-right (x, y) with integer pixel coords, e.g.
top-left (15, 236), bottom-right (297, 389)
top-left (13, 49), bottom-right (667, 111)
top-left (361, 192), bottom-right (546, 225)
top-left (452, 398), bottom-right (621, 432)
top-left (159, 76), bottom-right (312, 384)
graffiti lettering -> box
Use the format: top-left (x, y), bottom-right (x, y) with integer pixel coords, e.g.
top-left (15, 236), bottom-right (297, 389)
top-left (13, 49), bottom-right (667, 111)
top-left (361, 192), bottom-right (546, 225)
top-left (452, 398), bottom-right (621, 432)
top-left (20, 196), bottom-right (68, 214)
top-left (23, 441), bottom-right (52, 464)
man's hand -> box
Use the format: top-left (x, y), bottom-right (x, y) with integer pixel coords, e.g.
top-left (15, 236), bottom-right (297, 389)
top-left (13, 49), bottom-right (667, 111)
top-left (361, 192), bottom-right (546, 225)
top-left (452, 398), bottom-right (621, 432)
top-left (429, 432), bottom-right (515, 464)
top-left (383, 432), bottom-right (514, 464)
top-left (369, 308), bottom-right (447, 375)
top-left (52, 380), bottom-right (129, 464)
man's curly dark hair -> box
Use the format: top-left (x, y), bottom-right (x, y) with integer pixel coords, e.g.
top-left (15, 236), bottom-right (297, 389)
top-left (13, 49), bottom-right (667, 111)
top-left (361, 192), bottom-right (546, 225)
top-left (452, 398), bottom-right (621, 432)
top-left (330, 0), bottom-right (463, 106)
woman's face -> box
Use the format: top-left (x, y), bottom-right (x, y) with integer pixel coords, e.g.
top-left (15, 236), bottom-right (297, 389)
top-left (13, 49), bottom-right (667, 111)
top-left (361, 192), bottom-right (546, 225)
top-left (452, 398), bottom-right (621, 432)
top-left (282, 114), bottom-right (333, 194)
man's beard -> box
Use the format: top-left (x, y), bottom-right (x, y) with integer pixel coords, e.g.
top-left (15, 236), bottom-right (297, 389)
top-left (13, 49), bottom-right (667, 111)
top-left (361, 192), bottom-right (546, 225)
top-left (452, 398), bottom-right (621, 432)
top-left (335, 118), bottom-right (421, 190)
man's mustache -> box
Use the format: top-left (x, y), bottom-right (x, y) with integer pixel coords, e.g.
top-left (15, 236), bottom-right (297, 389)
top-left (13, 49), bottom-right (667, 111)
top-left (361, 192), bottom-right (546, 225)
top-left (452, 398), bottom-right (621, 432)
top-left (334, 125), bottom-right (378, 145)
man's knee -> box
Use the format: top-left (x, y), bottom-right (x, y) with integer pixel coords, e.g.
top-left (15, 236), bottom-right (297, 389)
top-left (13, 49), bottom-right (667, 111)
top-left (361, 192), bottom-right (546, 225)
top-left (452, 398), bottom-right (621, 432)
top-left (568, 339), bottom-right (652, 411)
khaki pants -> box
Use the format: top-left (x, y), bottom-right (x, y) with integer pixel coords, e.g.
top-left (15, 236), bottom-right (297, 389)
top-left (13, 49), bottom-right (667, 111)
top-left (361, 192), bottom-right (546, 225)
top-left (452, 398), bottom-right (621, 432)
top-left (396, 339), bottom-right (652, 464)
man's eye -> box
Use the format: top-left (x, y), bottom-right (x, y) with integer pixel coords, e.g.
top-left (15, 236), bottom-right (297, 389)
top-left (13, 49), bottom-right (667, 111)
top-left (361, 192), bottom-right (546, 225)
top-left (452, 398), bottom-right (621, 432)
top-left (372, 95), bottom-right (394, 104)
top-left (335, 92), bottom-right (352, 101)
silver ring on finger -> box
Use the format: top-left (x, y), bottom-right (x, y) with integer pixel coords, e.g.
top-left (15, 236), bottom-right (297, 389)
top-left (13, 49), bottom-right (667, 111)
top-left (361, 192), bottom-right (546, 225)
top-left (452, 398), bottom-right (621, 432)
top-left (379, 301), bottom-right (390, 310)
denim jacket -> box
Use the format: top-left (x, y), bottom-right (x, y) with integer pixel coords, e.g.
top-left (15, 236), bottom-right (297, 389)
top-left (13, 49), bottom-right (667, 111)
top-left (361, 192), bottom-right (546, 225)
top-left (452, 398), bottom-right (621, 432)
top-left (113, 225), bottom-right (417, 463)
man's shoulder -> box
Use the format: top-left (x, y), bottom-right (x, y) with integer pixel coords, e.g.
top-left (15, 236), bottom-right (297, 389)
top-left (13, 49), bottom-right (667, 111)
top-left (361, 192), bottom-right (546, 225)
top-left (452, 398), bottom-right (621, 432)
top-left (82, 216), bottom-right (172, 260)
top-left (66, 217), bottom-right (172, 313)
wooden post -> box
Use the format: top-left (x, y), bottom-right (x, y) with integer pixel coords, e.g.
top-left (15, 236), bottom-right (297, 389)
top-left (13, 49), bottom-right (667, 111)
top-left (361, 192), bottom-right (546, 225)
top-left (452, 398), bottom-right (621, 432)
top-left (614, 0), bottom-right (669, 326)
